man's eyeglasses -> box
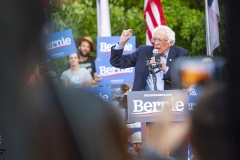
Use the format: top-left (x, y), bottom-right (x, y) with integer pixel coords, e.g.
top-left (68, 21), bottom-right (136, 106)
top-left (151, 38), bottom-right (169, 43)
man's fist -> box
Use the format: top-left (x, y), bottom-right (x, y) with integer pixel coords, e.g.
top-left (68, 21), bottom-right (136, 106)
top-left (119, 29), bottom-right (132, 46)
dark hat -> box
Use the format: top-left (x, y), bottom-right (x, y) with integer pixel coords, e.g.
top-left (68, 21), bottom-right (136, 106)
top-left (75, 36), bottom-right (96, 52)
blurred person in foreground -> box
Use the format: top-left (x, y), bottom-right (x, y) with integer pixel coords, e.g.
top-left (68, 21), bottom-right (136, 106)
top-left (110, 25), bottom-right (189, 91)
top-left (190, 85), bottom-right (230, 160)
top-left (180, 56), bottom-right (229, 160)
top-left (186, 56), bottom-right (214, 95)
top-left (139, 108), bottom-right (190, 160)
top-left (0, 1), bottom-right (129, 160)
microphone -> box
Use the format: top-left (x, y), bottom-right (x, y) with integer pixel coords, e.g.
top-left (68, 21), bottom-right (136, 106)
top-left (152, 49), bottom-right (158, 57)
top-left (152, 49), bottom-right (162, 68)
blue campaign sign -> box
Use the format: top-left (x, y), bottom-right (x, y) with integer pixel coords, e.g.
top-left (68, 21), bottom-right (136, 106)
top-left (97, 36), bottom-right (136, 59)
top-left (46, 29), bottom-right (77, 60)
top-left (95, 58), bottom-right (134, 86)
top-left (83, 87), bottom-right (112, 102)
top-left (188, 85), bottom-right (202, 112)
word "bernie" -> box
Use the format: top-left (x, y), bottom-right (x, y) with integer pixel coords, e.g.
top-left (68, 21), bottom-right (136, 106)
top-left (132, 99), bottom-right (185, 114)
top-left (46, 37), bottom-right (71, 51)
top-left (100, 43), bottom-right (133, 52)
top-left (99, 66), bottom-right (133, 76)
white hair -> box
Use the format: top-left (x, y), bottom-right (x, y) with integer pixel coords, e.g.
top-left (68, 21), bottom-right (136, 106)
top-left (152, 25), bottom-right (175, 45)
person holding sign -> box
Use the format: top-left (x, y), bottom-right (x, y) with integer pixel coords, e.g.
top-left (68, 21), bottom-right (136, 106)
top-left (61, 53), bottom-right (93, 88)
top-left (74, 36), bottom-right (101, 84)
top-left (110, 25), bottom-right (189, 91)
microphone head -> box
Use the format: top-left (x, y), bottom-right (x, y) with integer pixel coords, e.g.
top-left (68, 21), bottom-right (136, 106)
top-left (152, 49), bottom-right (158, 57)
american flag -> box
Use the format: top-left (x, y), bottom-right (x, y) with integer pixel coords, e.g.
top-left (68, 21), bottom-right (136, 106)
top-left (144, 0), bottom-right (166, 45)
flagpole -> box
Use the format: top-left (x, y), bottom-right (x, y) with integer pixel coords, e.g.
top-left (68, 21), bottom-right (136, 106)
top-left (205, 0), bottom-right (213, 56)
top-left (96, 0), bottom-right (111, 37)
top-left (97, 0), bottom-right (100, 36)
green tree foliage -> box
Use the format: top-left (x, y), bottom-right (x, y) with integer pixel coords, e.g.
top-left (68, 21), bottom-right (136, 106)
top-left (161, 0), bottom-right (206, 56)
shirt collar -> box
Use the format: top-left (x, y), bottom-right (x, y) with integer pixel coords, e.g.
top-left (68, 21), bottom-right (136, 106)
top-left (162, 49), bottom-right (170, 59)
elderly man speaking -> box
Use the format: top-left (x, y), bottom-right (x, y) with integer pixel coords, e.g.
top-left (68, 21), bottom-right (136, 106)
top-left (110, 25), bottom-right (189, 91)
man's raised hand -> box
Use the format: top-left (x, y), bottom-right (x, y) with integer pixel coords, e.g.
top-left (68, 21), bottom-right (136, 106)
top-left (119, 29), bottom-right (132, 46)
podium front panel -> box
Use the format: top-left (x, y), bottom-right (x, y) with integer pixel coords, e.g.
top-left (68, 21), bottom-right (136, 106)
top-left (127, 90), bottom-right (189, 123)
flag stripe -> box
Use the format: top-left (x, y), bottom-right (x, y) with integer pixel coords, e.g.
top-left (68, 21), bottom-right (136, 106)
top-left (155, 0), bottom-right (166, 25)
top-left (150, 3), bottom-right (160, 25)
top-left (145, 13), bottom-right (155, 30)
top-left (144, 0), bottom-right (166, 45)
top-left (146, 7), bottom-right (159, 27)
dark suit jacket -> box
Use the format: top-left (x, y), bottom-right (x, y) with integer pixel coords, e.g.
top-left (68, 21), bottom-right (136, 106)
top-left (110, 45), bottom-right (189, 91)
